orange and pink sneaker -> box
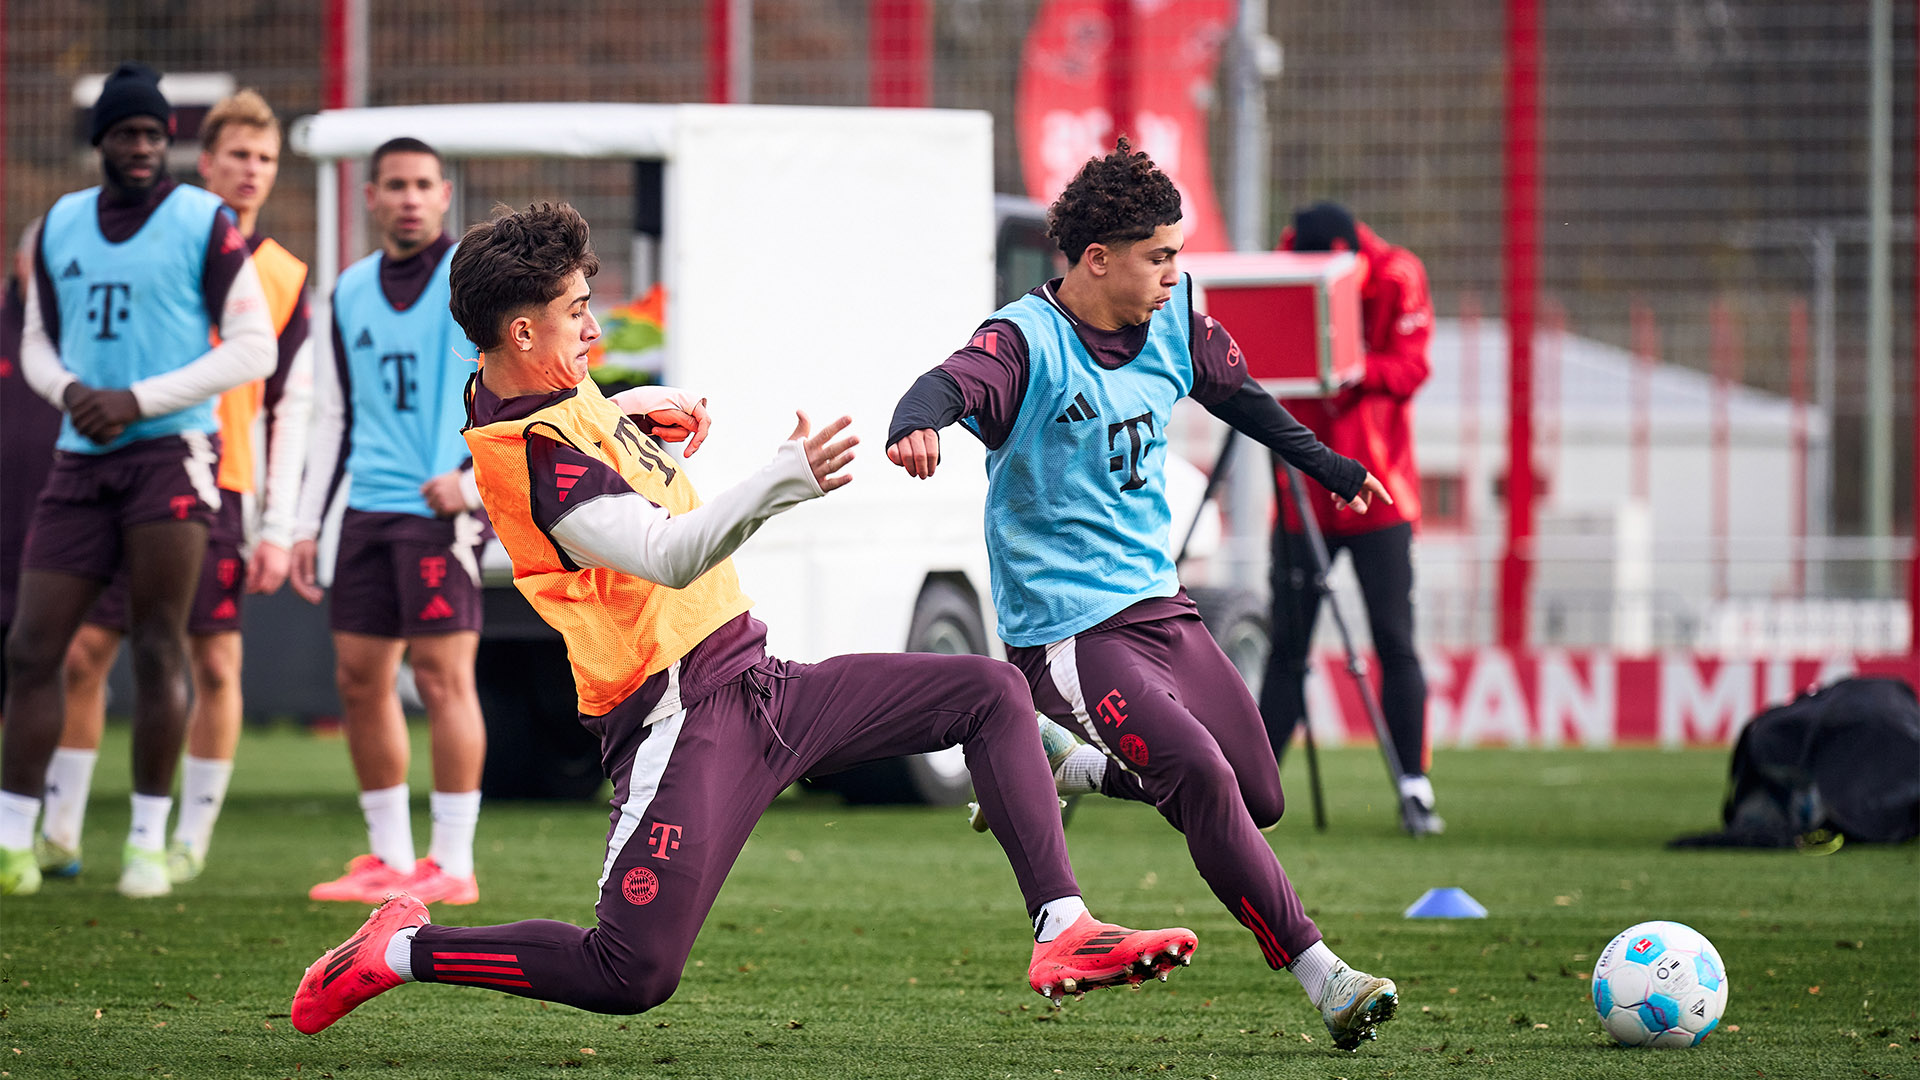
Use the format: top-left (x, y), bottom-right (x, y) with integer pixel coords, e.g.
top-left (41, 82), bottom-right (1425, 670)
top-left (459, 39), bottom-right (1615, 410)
top-left (291, 893), bottom-right (430, 1034)
top-left (399, 858), bottom-right (478, 905)
top-left (308, 854), bottom-right (407, 903)
top-left (1028, 912), bottom-right (1197, 1004)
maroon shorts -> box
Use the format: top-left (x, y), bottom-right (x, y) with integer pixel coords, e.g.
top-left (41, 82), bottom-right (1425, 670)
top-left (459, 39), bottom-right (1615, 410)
top-left (84, 493), bottom-right (246, 635)
top-left (19, 432), bottom-right (224, 583)
top-left (329, 508), bottom-right (485, 638)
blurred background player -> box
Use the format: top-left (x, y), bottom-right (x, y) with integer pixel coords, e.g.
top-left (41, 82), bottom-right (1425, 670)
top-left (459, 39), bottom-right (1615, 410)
top-left (885, 141), bottom-right (1402, 1051)
top-left (1261, 201), bottom-right (1439, 836)
top-left (0, 63), bottom-right (276, 897)
top-left (289, 137), bottom-right (487, 905)
top-left (2, 220), bottom-right (63, 719)
top-left (40, 89), bottom-right (315, 886)
top-left (292, 202), bottom-right (1195, 1035)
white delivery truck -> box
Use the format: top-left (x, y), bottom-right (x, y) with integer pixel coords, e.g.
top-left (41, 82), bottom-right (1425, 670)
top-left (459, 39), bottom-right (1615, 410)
top-left (291, 103), bottom-right (1035, 803)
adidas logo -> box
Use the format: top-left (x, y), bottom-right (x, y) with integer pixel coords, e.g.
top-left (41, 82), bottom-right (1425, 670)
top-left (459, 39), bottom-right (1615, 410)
top-left (554, 462), bottom-right (589, 502)
top-left (354, 328), bottom-right (374, 349)
top-left (419, 595), bottom-right (456, 620)
top-left (1071, 930), bottom-right (1130, 956)
top-left (210, 598), bottom-right (238, 621)
top-left (1054, 393), bottom-right (1099, 424)
top-left (60, 259), bottom-right (83, 280)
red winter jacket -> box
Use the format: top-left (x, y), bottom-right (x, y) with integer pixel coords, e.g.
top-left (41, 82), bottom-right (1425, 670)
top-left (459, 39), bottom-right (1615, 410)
top-left (1276, 222), bottom-right (1431, 536)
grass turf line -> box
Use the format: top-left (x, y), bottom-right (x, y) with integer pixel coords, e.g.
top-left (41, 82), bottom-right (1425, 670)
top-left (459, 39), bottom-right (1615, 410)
top-left (1, 724), bottom-right (1914, 1079)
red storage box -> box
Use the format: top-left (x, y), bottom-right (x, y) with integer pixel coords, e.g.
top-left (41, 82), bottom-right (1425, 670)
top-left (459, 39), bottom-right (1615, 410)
top-left (1181, 252), bottom-right (1365, 398)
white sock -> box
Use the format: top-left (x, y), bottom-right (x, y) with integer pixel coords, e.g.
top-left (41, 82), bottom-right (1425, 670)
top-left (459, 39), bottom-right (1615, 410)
top-left (0, 790), bottom-right (42, 850)
top-left (385, 925), bottom-right (419, 982)
top-left (1398, 774), bottom-right (1436, 809)
top-left (41, 747), bottom-right (99, 850)
top-left (359, 784), bottom-right (415, 869)
top-left (1033, 895), bottom-right (1089, 942)
top-left (127, 794), bottom-right (172, 853)
top-left (427, 790), bottom-right (481, 879)
top-left (1055, 746), bottom-right (1106, 795)
top-left (1289, 940), bottom-right (1341, 1007)
top-left (172, 755), bottom-right (235, 856)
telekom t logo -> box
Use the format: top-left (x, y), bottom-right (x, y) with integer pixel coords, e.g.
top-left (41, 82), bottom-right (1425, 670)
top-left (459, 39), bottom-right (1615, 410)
top-left (1106, 412), bottom-right (1156, 492)
top-left (647, 822), bottom-right (683, 860)
top-left (170, 495), bottom-right (197, 520)
top-left (418, 556), bottom-right (448, 588)
top-left (380, 352), bottom-right (419, 412)
top-left (87, 283), bottom-right (132, 340)
top-left (1095, 689), bottom-right (1128, 728)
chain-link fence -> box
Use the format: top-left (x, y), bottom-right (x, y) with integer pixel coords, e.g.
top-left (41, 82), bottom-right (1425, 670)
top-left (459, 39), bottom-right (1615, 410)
top-left (6, 0), bottom-right (1915, 638)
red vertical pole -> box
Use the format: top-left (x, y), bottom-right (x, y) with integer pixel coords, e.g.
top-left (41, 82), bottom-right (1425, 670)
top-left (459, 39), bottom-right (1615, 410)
top-left (708, 0), bottom-right (733, 103)
top-left (323, 0), bottom-right (363, 272)
top-left (1462, 292), bottom-right (1482, 640)
top-left (1789, 297), bottom-right (1810, 597)
top-left (1911, 0), bottom-right (1919, 656)
top-left (870, 0), bottom-right (930, 108)
top-left (1499, 0), bottom-right (1541, 651)
top-left (1630, 298), bottom-right (1656, 504)
top-left (1106, 0), bottom-right (1135, 144)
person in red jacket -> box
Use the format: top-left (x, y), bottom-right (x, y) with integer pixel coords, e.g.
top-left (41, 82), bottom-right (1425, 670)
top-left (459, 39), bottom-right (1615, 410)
top-left (1262, 202), bottom-right (1440, 835)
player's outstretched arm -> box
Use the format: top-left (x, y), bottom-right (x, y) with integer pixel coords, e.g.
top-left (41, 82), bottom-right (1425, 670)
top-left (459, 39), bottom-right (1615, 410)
top-left (1205, 374), bottom-right (1381, 507)
top-left (546, 413), bottom-right (854, 589)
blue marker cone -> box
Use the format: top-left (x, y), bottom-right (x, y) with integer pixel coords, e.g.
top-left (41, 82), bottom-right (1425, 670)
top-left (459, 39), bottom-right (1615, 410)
top-left (1404, 887), bottom-right (1488, 918)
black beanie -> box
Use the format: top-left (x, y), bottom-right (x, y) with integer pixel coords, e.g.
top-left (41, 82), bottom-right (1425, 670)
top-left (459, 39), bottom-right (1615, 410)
top-left (1290, 201), bottom-right (1360, 253)
top-left (90, 62), bottom-right (171, 146)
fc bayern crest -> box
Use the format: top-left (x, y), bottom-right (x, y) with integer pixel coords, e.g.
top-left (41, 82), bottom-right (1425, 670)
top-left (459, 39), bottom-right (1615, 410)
top-left (1119, 733), bottom-right (1149, 765)
top-left (622, 866), bottom-right (660, 906)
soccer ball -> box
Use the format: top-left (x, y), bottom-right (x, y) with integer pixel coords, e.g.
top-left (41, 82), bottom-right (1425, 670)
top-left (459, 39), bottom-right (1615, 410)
top-left (1591, 920), bottom-right (1729, 1048)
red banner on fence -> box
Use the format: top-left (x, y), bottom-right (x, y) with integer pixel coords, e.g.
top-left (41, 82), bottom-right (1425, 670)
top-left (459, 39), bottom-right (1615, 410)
top-left (1304, 650), bottom-right (1920, 748)
top-left (1015, 0), bottom-right (1234, 253)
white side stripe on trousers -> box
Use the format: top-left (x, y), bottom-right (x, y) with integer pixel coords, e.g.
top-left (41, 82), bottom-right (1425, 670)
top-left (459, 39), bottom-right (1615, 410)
top-left (598, 664), bottom-right (685, 892)
top-left (1043, 636), bottom-right (1138, 779)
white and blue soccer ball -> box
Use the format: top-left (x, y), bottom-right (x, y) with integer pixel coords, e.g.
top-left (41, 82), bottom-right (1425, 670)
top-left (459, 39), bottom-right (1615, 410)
top-left (1591, 920), bottom-right (1729, 1048)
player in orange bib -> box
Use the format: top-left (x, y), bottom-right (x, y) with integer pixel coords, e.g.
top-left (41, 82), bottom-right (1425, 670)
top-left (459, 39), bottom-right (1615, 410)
top-left (291, 201), bottom-right (1200, 1035)
top-left (37, 89), bottom-right (313, 896)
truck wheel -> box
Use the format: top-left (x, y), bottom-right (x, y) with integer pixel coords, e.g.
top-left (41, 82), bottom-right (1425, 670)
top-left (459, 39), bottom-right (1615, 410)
top-left (817, 579), bottom-right (984, 806)
top-left (1186, 586), bottom-right (1271, 699)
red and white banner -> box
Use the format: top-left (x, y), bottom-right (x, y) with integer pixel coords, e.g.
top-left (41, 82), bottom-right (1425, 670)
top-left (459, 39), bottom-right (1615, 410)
top-left (1304, 650), bottom-right (1920, 749)
top-left (1016, 0), bottom-right (1234, 253)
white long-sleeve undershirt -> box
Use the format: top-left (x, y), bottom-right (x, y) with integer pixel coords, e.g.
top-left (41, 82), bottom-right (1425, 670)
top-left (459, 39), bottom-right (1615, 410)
top-left (547, 438), bottom-right (824, 589)
top-left (20, 256), bottom-right (277, 417)
top-left (256, 334), bottom-right (315, 550)
top-left (293, 316), bottom-right (344, 541)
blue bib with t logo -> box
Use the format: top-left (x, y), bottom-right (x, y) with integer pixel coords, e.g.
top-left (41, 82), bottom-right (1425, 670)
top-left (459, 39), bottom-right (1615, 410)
top-left (40, 184), bottom-right (226, 454)
top-left (970, 276), bottom-right (1193, 647)
top-left (332, 244), bottom-right (477, 517)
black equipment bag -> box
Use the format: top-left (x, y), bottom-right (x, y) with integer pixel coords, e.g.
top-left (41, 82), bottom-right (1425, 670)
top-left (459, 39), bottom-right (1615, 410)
top-left (1670, 676), bottom-right (1920, 849)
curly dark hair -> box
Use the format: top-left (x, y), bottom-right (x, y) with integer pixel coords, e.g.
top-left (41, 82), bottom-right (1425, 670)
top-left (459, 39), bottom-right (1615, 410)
top-left (449, 202), bottom-right (601, 352)
top-left (1045, 137), bottom-right (1183, 265)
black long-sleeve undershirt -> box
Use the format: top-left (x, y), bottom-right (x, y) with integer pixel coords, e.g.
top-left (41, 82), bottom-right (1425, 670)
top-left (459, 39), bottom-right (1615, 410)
top-left (1205, 374), bottom-right (1367, 500)
top-left (889, 368), bottom-right (1364, 501)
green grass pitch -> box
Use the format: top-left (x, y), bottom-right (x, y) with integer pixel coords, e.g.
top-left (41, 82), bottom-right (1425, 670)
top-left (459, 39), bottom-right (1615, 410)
top-left (2, 723), bottom-right (1914, 1079)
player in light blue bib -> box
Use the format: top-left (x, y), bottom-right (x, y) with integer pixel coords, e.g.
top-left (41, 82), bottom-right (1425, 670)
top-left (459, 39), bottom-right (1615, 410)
top-left (0, 64), bottom-right (276, 900)
top-left (887, 139), bottom-right (1401, 1051)
top-left (288, 138), bottom-right (490, 909)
